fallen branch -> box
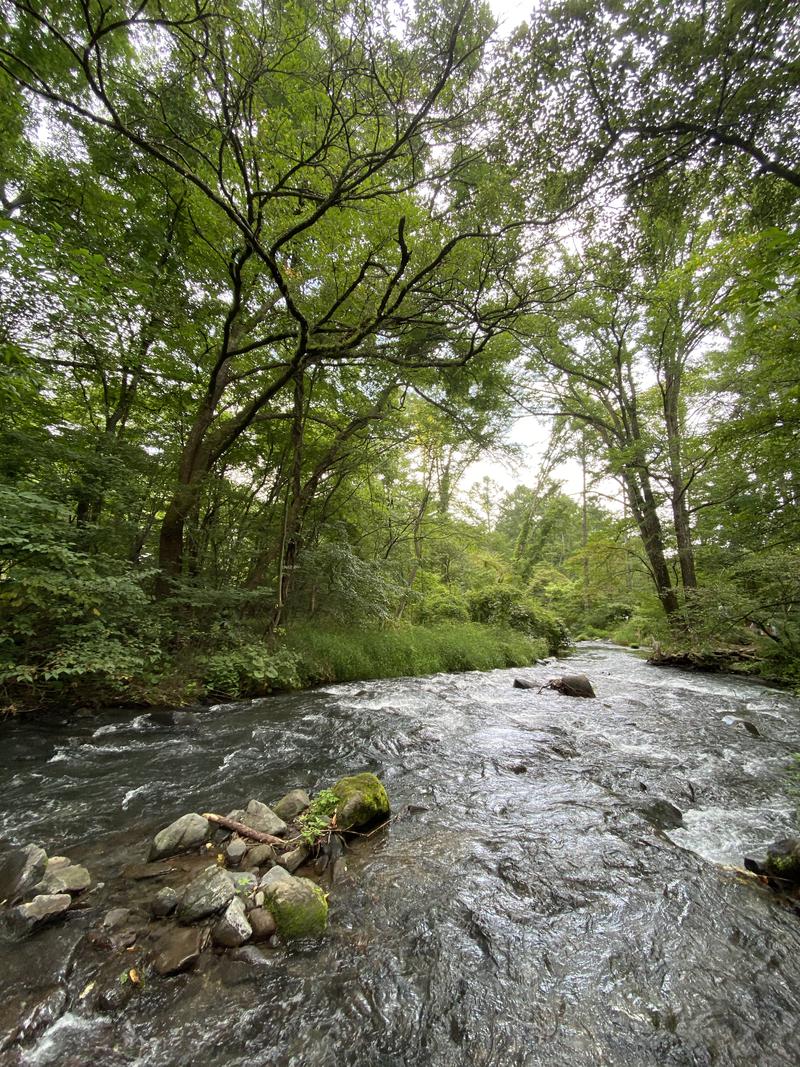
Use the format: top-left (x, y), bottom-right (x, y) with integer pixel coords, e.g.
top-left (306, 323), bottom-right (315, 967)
top-left (202, 813), bottom-right (286, 846)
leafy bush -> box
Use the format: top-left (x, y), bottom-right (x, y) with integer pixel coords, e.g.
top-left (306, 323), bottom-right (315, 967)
top-left (467, 585), bottom-right (569, 653)
top-left (201, 645), bottom-right (302, 699)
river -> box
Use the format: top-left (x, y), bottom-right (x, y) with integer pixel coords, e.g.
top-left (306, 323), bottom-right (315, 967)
top-left (1, 643), bottom-right (799, 1066)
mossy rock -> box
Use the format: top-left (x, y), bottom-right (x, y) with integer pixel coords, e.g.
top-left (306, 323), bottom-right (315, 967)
top-left (263, 876), bottom-right (328, 939)
top-left (331, 772), bottom-right (390, 830)
top-left (764, 839), bottom-right (800, 882)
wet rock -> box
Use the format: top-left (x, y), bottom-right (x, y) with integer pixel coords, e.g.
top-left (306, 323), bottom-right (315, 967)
top-left (278, 843), bottom-right (310, 873)
top-left (150, 887), bottom-right (179, 918)
top-left (152, 925), bottom-right (210, 976)
top-left (0, 844), bottom-right (48, 904)
top-left (331, 772), bottom-right (390, 830)
top-left (722, 715), bottom-right (760, 737)
top-left (176, 865), bottom-right (235, 924)
top-left (263, 875), bottom-right (328, 939)
top-left (247, 843), bottom-right (277, 867)
top-left (248, 907), bottom-right (277, 941)
top-left (273, 789), bottom-right (312, 821)
top-left (637, 798), bottom-right (684, 831)
top-left (546, 673), bottom-right (596, 698)
top-left (35, 864), bottom-right (91, 896)
top-left (1, 893), bottom-right (71, 940)
top-left (230, 944), bottom-right (270, 966)
top-left (509, 763), bottom-right (528, 774)
top-left (513, 678), bottom-right (537, 689)
top-left (259, 865), bottom-right (294, 891)
top-left (102, 907), bottom-right (134, 930)
top-left (148, 813), bottom-right (211, 861)
top-left (225, 836), bottom-right (248, 867)
top-left (212, 897), bottom-right (252, 947)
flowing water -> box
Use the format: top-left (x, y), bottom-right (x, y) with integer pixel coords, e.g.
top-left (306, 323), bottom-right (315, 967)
top-left (1, 643), bottom-right (800, 1066)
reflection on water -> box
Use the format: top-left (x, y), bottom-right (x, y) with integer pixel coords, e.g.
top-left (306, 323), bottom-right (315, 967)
top-left (2, 644), bottom-right (800, 1066)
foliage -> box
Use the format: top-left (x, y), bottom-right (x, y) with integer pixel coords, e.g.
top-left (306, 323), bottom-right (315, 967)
top-left (201, 645), bottom-right (302, 700)
top-left (298, 789), bottom-right (341, 846)
top-left (467, 586), bottom-right (569, 653)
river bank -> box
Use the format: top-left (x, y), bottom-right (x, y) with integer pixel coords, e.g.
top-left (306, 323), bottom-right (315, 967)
top-left (1, 622), bottom-right (550, 718)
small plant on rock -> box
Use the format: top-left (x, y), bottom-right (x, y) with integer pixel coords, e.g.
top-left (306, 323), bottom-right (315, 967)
top-left (298, 789), bottom-right (340, 845)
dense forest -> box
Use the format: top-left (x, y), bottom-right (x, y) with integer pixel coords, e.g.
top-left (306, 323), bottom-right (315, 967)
top-left (0, 0), bottom-right (798, 710)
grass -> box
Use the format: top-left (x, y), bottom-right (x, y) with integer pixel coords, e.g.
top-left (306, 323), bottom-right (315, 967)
top-left (284, 622), bottom-right (548, 687)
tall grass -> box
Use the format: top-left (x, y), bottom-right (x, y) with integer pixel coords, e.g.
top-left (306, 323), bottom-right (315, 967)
top-left (285, 622), bottom-right (547, 686)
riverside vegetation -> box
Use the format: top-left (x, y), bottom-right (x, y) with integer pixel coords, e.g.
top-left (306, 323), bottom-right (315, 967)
top-left (0, 0), bottom-right (799, 713)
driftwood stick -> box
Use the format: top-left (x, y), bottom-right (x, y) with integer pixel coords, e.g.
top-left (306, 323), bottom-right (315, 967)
top-left (202, 812), bottom-right (286, 846)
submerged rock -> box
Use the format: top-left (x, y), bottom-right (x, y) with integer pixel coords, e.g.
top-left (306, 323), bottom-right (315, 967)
top-left (637, 798), bottom-right (684, 831)
top-left (149, 813), bottom-right (211, 861)
top-left (176, 866), bottom-right (235, 923)
top-left (153, 925), bottom-right (210, 976)
top-left (263, 875), bottom-right (328, 939)
top-left (273, 789), bottom-right (312, 821)
top-left (331, 772), bottom-right (390, 830)
top-left (0, 844), bottom-right (48, 904)
top-left (722, 715), bottom-right (760, 737)
top-left (1, 893), bottom-right (71, 940)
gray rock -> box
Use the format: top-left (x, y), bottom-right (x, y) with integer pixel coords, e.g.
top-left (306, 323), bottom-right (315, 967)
top-left (0, 844), bottom-right (48, 904)
top-left (45, 856), bottom-right (71, 872)
top-left (149, 813), bottom-right (211, 861)
top-left (212, 897), bottom-right (252, 947)
top-left (243, 800), bottom-right (287, 837)
top-left (102, 907), bottom-right (134, 929)
top-left (248, 907), bottom-right (277, 941)
top-left (263, 876), bottom-right (328, 939)
top-left (637, 798), bottom-right (684, 830)
top-left (253, 890), bottom-right (265, 908)
top-left (246, 843), bottom-right (277, 867)
top-left (176, 866), bottom-right (235, 924)
top-left (1, 894), bottom-right (71, 940)
top-left (150, 887), bottom-right (179, 918)
top-left (35, 864), bottom-right (91, 896)
top-left (513, 677), bottom-right (538, 689)
top-left (259, 866), bottom-right (294, 891)
top-left (153, 926), bottom-right (210, 976)
top-left (273, 789), bottom-right (312, 822)
top-left (278, 843), bottom-right (310, 873)
top-left (225, 837), bottom-right (248, 866)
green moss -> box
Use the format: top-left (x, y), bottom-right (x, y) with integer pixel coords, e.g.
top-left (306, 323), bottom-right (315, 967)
top-left (264, 877), bottom-right (328, 939)
top-left (332, 772), bottom-right (390, 830)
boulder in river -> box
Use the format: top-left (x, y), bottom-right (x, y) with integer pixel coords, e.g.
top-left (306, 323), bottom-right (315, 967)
top-left (262, 875), bottom-right (328, 939)
top-left (150, 887), bottom-right (179, 918)
top-left (246, 843), bottom-right (277, 867)
top-left (273, 789), bottom-right (312, 821)
top-left (148, 813), bottom-right (211, 861)
top-left (512, 678), bottom-right (537, 690)
top-left (176, 865), bottom-right (235, 923)
top-left (0, 844), bottom-right (48, 904)
top-left (248, 907), bottom-right (277, 941)
top-left (278, 843), bottom-right (310, 873)
top-left (1, 893), bottom-right (71, 940)
top-left (545, 673), bottom-right (596, 698)
top-left (331, 772), bottom-right (390, 830)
